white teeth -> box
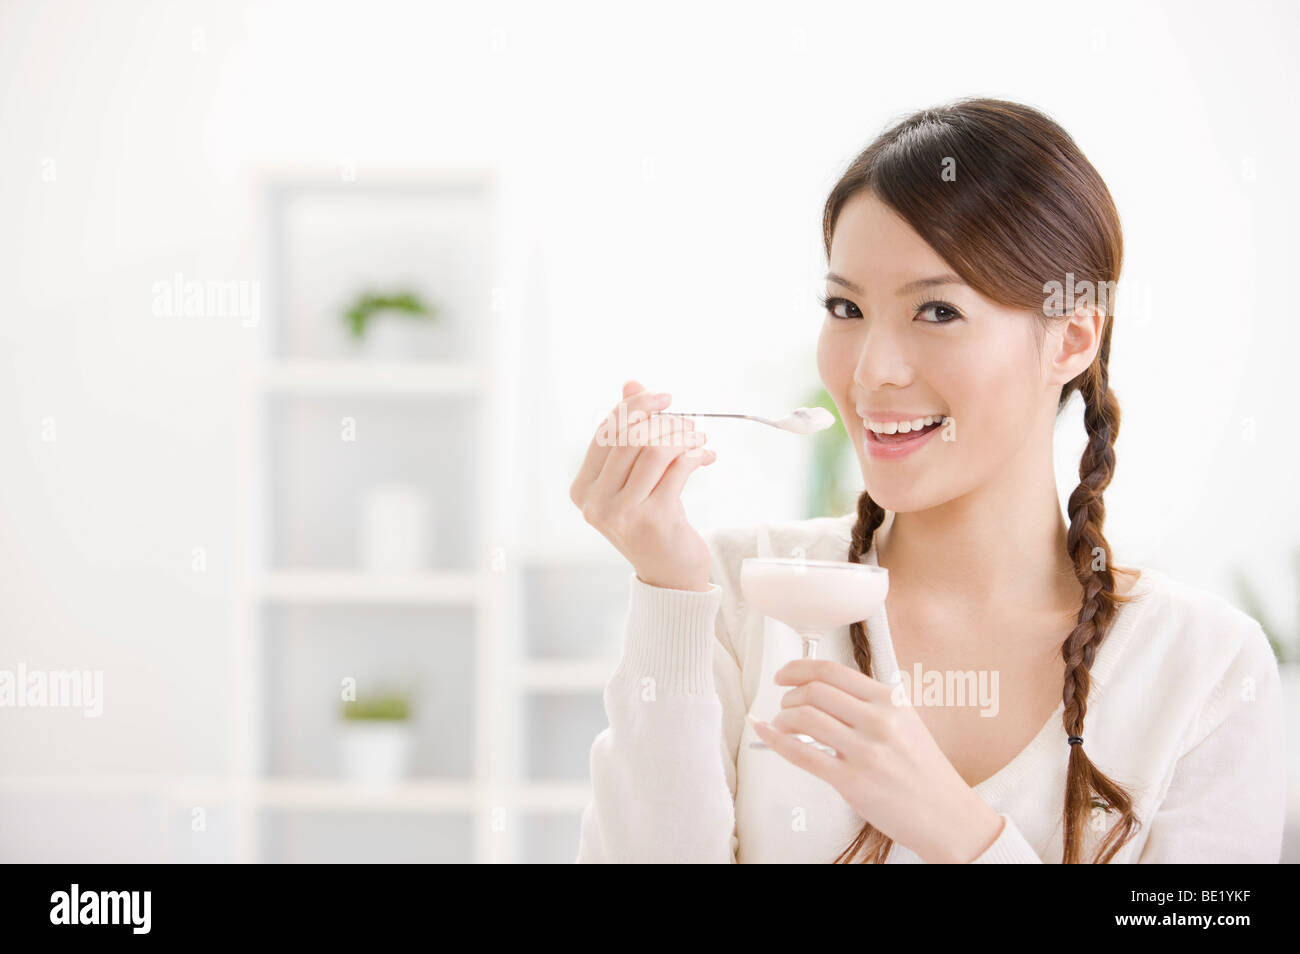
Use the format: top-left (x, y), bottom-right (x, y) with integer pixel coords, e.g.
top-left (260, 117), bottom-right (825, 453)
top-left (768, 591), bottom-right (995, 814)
top-left (866, 415), bottom-right (947, 435)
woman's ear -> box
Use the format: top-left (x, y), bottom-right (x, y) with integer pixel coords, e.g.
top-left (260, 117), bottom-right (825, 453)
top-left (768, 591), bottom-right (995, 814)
top-left (1048, 303), bottom-right (1106, 387)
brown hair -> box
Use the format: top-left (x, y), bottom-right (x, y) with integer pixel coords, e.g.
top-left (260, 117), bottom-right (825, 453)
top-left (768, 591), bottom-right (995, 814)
top-left (823, 98), bottom-right (1143, 864)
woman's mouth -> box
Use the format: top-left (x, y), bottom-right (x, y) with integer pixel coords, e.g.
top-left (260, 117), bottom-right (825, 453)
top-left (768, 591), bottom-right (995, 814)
top-left (863, 417), bottom-right (946, 459)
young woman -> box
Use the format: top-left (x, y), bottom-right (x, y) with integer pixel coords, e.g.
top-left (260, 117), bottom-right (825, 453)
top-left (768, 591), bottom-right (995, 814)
top-left (567, 98), bottom-right (1286, 863)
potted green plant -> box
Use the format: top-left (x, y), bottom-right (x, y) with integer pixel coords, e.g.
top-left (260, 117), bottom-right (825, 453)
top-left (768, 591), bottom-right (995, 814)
top-left (342, 288), bottom-right (439, 359)
top-left (338, 684), bottom-right (416, 784)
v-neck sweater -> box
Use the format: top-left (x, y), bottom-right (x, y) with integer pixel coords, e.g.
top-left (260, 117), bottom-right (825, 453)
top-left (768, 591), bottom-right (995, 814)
top-left (576, 511), bottom-right (1286, 863)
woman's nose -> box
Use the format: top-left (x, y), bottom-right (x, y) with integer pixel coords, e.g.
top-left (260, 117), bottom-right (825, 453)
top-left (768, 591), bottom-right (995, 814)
top-left (851, 323), bottom-right (913, 392)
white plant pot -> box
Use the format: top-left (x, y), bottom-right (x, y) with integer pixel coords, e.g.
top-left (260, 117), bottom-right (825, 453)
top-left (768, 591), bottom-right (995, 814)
top-left (350, 316), bottom-right (438, 361)
top-left (339, 720), bottom-right (414, 784)
top-left (360, 484), bottom-right (432, 572)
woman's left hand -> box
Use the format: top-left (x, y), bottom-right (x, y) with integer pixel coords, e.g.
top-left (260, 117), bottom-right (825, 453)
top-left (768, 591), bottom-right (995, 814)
top-left (751, 657), bottom-right (1004, 864)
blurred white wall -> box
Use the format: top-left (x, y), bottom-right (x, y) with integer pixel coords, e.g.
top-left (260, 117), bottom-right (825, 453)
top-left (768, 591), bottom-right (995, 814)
top-left (1, 0), bottom-right (1298, 860)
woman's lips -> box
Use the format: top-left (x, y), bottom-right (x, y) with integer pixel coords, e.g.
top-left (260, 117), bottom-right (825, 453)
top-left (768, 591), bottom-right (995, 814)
top-left (863, 419), bottom-right (943, 460)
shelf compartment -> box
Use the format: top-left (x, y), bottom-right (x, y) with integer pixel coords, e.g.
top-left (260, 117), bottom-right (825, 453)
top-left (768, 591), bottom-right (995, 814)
top-left (257, 570), bottom-right (479, 604)
top-left (259, 359), bottom-right (482, 395)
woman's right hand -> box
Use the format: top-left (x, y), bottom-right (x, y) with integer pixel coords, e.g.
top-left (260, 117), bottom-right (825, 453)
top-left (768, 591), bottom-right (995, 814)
top-left (569, 380), bottom-right (718, 592)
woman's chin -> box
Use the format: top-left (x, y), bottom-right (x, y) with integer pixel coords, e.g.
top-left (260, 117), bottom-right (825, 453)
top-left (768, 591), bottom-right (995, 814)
top-left (860, 477), bottom-right (945, 515)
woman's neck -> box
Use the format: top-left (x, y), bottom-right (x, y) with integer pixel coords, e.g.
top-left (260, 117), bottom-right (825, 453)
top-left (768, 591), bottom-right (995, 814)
top-left (874, 478), bottom-right (1080, 616)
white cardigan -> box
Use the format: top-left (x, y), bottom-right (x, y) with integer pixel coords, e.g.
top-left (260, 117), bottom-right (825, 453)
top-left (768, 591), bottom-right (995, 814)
top-left (576, 511), bottom-right (1286, 863)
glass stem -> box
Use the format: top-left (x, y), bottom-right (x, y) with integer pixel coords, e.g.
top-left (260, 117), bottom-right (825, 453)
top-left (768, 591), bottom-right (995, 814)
top-left (801, 635), bottom-right (819, 659)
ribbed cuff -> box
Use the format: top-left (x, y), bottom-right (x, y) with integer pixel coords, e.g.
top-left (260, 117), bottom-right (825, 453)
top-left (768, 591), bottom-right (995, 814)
top-left (611, 570), bottom-right (723, 696)
top-left (970, 813), bottom-right (1044, 864)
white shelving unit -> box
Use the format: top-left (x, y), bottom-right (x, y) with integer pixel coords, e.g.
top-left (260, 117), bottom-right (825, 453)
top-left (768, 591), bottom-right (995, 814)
top-left (1, 162), bottom-right (629, 863)
top-left (229, 163), bottom-right (628, 863)
top-left (231, 163), bottom-right (538, 862)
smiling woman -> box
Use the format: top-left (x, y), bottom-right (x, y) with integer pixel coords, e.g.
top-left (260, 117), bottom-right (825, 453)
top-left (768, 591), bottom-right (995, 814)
top-left (574, 97), bottom-right (1285, 866)
top-left (814, 99), bottom-right (1142, 862)
top-left (811, 98), bottom-right (1269, 864)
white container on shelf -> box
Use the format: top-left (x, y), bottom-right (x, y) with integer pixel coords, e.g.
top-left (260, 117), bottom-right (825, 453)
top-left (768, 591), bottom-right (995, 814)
top-left (360, 484), bottom-right (432, 572)
top-left (348, 315), bottom-right (441, 361)
top-left (338, 720), bottom-right (415, 783)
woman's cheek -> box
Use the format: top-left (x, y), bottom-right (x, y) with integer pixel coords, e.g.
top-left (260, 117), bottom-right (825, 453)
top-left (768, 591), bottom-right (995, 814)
top-left (815, 324), bottom-right (855, 397)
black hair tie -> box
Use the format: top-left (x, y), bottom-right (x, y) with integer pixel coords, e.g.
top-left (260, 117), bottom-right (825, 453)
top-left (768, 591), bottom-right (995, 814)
top-left (1067, 735), bottom-right (1084, 746)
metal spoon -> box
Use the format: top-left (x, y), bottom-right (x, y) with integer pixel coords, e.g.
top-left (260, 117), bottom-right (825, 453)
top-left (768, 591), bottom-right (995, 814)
top-left (654, 406), bottom-right (835, 435)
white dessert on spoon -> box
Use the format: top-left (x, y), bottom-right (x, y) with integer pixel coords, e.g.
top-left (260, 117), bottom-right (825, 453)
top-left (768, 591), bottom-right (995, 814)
top-left (772, 406), bottom-right (835, 434)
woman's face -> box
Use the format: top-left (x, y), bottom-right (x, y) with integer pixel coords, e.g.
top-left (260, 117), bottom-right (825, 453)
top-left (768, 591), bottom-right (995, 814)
top-left (817, 190), bottom-right (1070, 513)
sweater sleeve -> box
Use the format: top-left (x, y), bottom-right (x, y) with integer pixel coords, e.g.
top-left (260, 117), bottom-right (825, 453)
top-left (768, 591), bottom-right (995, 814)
top-left (1135, 619), bottom-right (1286, 863)
top-left (970, 813), bottom-right (1045, 863)
top-left (575, 530), bottom-right (746, 863)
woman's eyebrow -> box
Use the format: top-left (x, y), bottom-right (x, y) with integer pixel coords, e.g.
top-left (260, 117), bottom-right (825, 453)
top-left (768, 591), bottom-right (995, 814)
top-left (825, 272), bottom-right (965, 296)
top-left (896, 274), bottom-right (964, 295)
top-left (824, 271), bottom-right (865, 294)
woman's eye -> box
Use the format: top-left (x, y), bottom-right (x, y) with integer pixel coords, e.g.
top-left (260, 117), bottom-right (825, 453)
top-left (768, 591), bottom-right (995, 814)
top-left (820, 296), bottom-right (862, 320)
top-left (821, 294), bottom-right (961, 323)
top-left (916, 302), bottom-right (962, 324)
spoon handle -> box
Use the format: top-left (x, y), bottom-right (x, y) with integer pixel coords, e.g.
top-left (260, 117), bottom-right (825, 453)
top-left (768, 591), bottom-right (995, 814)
top-left (654, 412), bottom-right (756, 421)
